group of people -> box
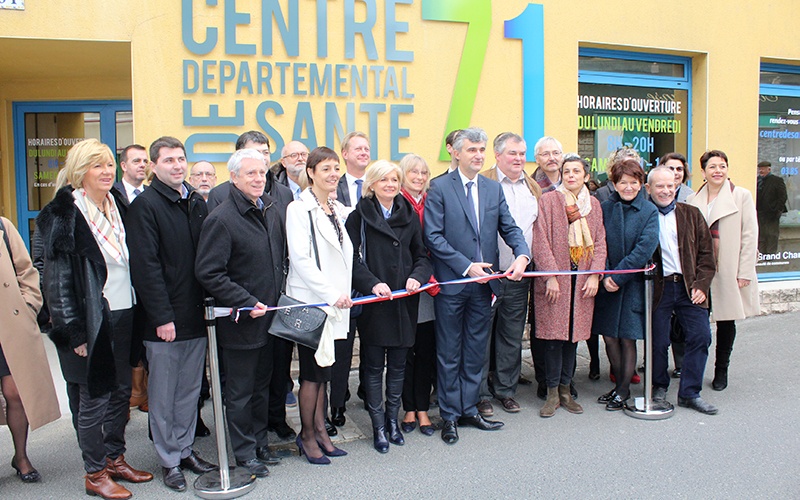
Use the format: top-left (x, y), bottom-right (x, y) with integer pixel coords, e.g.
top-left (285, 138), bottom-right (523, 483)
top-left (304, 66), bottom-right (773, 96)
top-left (0, 125), bottom-right (761, 498)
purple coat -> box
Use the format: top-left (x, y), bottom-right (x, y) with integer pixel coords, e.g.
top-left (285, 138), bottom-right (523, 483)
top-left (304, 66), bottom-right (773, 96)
top-left (532, 191), bottom-right (607, 342)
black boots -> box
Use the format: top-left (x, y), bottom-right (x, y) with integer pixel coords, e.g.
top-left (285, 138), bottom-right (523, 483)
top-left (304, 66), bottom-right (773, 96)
top-left (372, 426), bottom-right (389, 453)
top-left (713, 321), bottom-right (736, 391)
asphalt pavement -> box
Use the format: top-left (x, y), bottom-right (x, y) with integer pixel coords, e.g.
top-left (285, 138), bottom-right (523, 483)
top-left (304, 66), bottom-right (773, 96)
top-left (1, 311), bottom-right (798, 499)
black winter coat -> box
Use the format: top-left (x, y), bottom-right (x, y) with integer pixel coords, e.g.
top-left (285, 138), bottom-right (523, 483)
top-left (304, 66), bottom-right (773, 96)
top-left (196, 186), bottom-right (286, 349)
top-left (36, 187), bottom-right (117, 397)
top-left (126, 177), bottom-right (208, 342)
top-left (346, 195), bottom-right (432, 348)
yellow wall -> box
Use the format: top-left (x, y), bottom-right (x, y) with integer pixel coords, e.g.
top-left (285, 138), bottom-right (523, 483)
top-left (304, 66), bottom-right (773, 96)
top-left (3, 0), bottom-right (800, 219)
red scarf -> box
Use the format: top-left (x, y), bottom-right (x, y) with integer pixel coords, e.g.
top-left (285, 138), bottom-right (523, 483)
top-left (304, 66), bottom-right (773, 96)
top-left (401, 187), bottom-right (426, 226)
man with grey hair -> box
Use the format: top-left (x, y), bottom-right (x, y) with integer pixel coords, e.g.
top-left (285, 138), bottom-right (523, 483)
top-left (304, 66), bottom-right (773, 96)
top-left (532, 136), bottom-right (564, 193)
top-left (645, 166), bottom-right (717, 415)
top-left (425, 127), bottom-right (531, 444)
top-left (476, 132), bottom-right (540, 416)
top-left (187, 161), bottom-right (217, 201)
top-left (196, 148), bottom-right (286, 477)
top-left (271, 140), bottom-right (309, 200)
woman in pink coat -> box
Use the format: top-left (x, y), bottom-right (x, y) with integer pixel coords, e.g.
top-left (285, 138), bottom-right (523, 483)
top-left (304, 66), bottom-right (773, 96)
top-left (532, 154), bottom-right (607, 418)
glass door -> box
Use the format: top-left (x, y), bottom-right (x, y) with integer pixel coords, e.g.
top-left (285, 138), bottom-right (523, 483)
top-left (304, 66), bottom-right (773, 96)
top-left (12, 100), bottom-right (132, 247)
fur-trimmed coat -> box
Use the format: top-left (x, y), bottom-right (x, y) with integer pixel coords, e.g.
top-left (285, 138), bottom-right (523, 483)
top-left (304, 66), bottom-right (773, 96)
top-left (36, 187), bottom-right (118, 397)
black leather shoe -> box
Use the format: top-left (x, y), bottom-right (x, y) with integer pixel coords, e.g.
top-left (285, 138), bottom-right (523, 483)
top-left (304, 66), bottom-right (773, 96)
top-left (457, 414), bottom-right (504, 431)
top-left (401, 420), bottom-right (416, 433)
top-left (324, 417), bottom-right (338, 437)
top-left (195, 415), bottom-right (211, 438)
top-left (605, 394), bottom-right (627, 411)
top-left (236, 458), bottom-right (269, 478)
top-left (678, 396), bottom-right (718, 415)
top-left (441, 420), bottom-right (458, 444)
top-left (672, 368), bottom-right (682, 378)
top-left (373, 426), bottom-right (389, 453)
top-left (179, 451), bottom-right (218, 474)
top-left (537, 381), bottom-right (547, 400)
top-left (331, 407), bottom-right (346, 427)
top-left (255, 446), bottom-right (281, 465)
top-left (385, 419), bottom-right (405, 446)
top-left (162, 466), bottom-right (186, 492)
top-left (597, 389), bottom-right (617, 404)
top-left (269, 421), bottom-right (297, 440)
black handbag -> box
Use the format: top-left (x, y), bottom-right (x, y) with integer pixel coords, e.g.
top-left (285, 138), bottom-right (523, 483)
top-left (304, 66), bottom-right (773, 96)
top-left (268, 294), bottom-right (327, 349)
top-left (268, 212), bottom-right (328, 349)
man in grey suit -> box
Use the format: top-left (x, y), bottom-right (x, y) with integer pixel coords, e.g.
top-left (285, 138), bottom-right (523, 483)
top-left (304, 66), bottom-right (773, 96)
top-left (424, 127), bottom-right (530, 445)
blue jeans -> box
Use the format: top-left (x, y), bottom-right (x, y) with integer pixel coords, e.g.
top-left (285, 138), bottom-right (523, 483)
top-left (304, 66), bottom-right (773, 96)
top-left (652, 281), bottom-right (711, 399)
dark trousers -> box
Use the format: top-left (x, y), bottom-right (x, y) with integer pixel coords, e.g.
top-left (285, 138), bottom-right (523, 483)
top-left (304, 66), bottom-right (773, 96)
top-left (268, 337), bottom-right (294, 426)
top-left (480, 278), bottom-right (529, 399)
top-left (434, 283), bottom-right (492, 421)
top-left (652, 281), bottom-right (711, 399)
top-left (362, 345), bottom-right (408, 428)
top-left (330, 319), bottom-right (356, 407)
top-left (543, 339), bottom-right (577, 388)
top-left (402, 320), bottom-right (436, 412)
top-left (223, 343), bottom-right (273, 461)
top-left (78, 308), bottom-right (133, 473)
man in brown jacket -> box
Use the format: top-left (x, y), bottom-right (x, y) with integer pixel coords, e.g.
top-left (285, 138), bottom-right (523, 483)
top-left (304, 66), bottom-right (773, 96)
top-left (646, 167), bottom-right (718, 415)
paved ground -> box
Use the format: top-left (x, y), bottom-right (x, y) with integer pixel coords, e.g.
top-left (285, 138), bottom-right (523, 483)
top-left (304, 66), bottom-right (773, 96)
top-left (1, 311), bottom-right (798, 499)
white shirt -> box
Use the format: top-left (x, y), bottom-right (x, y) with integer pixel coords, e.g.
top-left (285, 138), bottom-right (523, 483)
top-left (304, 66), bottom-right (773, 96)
top-left (658, 209), bottom-right (682, 275)
top-left (458, 169), bottom-right (480, 229)
top-left (122, 179), bottom-right (144, 203)
top-left (496, 168), bottom-right (538, 270)
top-left (287, 177), bottom-right (302, 201)
top-left (345, 172), bottom-right (365, 206)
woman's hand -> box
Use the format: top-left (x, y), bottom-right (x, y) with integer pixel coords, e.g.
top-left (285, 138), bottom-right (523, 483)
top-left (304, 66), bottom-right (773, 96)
top-left (249, 302), bottom-right (268, 318)
top-left (372, 283), bottom-right (393, 300)
top-left (405, 278), bottom-right (421, 293)
top-left (603, 277), bottom-right (619, 292)
top-left (737, 278), bottom-right (750, 288)
top-left (74, 343), bottom-right (88, 357)
top-left (333, 294), bottom-right (353, 309)
top-left (582, 274), bottom-right (600, 298)
top-left (545, 276), bottom-right (560, 304)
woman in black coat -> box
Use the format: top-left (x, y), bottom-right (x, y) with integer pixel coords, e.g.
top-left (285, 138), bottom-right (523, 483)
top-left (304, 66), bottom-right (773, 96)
top-left (36, 139), bottom-right (152, 499)
top-left (346, 160), bottom-right (432, 454)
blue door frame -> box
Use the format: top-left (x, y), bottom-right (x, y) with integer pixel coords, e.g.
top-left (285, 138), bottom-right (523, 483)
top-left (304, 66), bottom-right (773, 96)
top-left (12, 100), bottom-right (132, 247)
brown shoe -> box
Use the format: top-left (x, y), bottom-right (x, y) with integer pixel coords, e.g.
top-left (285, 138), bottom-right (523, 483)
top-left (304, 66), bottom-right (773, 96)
top-left (558, 384), bottom-right (583, 414)
top-left (85, 468), bottom-right (132, 499)
top-left (476, 399), bottom-right (494, 417)
top-left (138, 401), bottom-right (149, 413)
top-left (496, 397), bottom-right (521, 413)
top-left (540, 387), bottom-right (560, 418)
top-left (106, 455), bottom-right (153, 483)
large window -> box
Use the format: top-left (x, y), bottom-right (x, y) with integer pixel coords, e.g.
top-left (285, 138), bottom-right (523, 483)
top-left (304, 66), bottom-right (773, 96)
top-left (757, 64), bottom-right (800, 280)
top-left (578, 49), bottom-right (691, 184)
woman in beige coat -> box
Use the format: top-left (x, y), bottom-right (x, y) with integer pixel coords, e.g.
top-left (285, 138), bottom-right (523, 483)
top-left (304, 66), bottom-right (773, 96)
top-left (687, 150), bottom-right (759, 391)
top-left (0, 217), bottom-right (60, 483)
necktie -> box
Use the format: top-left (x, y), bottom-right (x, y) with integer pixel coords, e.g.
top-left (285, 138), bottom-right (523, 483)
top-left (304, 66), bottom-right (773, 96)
top-left (355, 179), bottom-right (363, 200)
top-left (133, 188), bottom-right (142, 196)
top-left (466, 181), bottom-right (481, 260)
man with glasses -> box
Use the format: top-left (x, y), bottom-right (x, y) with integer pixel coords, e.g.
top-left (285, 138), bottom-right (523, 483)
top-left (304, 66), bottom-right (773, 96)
top-left (187, 161), bottom-right (217, 201)
top-left (271, 141), bottom-right (309, 201)
top-left (532, 136), bottom-right (563, 193)
top-left (207, 131), bottom-right (293, 214)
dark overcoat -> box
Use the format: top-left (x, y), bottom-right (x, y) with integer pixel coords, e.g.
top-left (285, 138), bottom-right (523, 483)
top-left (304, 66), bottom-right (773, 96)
top-left (346, 195), bottom-right (432, 348)
top-left (592, 191), bottom-right (659, 340)
top-left (126, 177), bottom-right (208, 342)
top-left (196, 186), bottom-right (286, 350)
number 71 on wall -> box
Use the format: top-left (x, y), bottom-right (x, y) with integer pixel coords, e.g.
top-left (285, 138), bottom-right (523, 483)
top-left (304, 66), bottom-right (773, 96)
top-left (422, 1), bottom-right (545, 160)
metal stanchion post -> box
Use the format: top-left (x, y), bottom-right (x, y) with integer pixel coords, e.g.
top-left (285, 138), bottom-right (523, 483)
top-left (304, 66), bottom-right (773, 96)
top-left (194, 298), bottom-right (257, 499)
top-left (624, 263), bottom-right (674, 420)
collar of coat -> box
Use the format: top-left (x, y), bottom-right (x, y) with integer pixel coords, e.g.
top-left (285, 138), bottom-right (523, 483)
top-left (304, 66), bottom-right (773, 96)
top-left (229, 183), bottom-right (275, 216)
top-left (608, 188), bottom-right (650, 211)
top-left (355, 194), bottom-right (414, 233)
top-left (36, 186), bottom-right (105, 264)
top-left (692, 179), bottom-right (738, 225)
top-left (149, 175), bottom-right (202, 204)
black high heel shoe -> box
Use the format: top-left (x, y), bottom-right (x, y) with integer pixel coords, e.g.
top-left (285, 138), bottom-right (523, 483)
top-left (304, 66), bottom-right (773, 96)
top-left (295, 436), bottom-right (331, 465)
top-left (316, 440), bottom-right (347, 457)
top-left (11, 457), bottom-right (41, 483)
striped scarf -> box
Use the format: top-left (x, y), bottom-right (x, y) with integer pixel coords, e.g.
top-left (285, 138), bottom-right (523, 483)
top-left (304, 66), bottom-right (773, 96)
top-left (73, 188), bottom-right (129, 266)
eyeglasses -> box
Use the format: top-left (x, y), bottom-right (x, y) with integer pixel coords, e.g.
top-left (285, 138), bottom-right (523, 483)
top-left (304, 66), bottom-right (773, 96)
top-left (282, 152), bottom-right (309, 160)
top-left (537, 150), bottom-right (562, 159)
top-left (190, 172), bottom-right (216, 178)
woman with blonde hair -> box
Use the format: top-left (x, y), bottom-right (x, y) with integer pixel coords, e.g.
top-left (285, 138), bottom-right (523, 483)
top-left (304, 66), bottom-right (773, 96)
top-left (37, 138), bottom-right (152, 498)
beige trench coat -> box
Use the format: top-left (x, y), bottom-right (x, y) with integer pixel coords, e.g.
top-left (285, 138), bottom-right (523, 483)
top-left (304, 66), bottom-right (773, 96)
top-left (687, 181), bottom-right (760, 321)
top-left (0, 217), bottom-right (60, 430)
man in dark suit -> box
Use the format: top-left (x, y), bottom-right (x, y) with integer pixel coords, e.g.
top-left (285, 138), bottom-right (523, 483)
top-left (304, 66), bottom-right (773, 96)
top-left (114, 144), bottom-right (148, 207)
top-left (424, 127), bottom-right (530, 444)
top-left (756, 160), bottom-right (787, 254)
top-left (329, 131), bottom-right (371, 431)
top-left (646, 167), bottom-right (718, 415)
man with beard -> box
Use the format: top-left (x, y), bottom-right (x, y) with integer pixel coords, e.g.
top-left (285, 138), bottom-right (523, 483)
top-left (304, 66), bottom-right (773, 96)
top-left (187, 161), bottom-right (217, 201)
top-left (272, 141), bottom-right (309, 201)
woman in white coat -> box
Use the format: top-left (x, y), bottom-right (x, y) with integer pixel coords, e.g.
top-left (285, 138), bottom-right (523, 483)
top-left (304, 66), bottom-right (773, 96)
top-left (687, 150), bottom-right (759, 391)
top-left (285, 146), bottom-right (353, 464)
